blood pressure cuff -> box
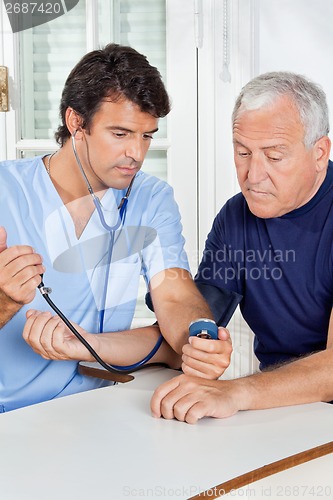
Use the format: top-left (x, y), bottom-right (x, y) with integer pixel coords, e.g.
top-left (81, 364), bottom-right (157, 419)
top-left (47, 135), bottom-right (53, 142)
top-left (194, 283), bottom-right (242, 327)
top-left (145, 283), bottom-right (242, 328)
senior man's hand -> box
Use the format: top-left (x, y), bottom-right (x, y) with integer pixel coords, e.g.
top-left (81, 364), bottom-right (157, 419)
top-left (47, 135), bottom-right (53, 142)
top-left (151, 374), bottom-right (242, 424)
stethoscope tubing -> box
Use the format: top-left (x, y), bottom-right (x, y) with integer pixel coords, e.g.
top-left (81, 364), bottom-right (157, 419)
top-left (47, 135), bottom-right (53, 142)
top-left (38, 277), bottom-right (163, 374)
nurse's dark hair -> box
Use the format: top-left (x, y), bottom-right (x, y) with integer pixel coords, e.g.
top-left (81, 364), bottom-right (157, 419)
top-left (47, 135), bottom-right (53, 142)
top-left (55, 43), bottom-right (170, 146)
top-left (232, 71), bottom-right (330, 148)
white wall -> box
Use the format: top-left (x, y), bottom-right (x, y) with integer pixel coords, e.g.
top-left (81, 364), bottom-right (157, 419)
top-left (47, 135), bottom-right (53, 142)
top-left (258, 0), bottom-right (333, 126)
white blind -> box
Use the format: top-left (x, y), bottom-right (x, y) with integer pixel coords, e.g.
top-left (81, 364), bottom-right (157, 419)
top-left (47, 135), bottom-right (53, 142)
top-left (19, 0), bottom-right (86, 140)
top-left (19, 0), bottom-right (167, 141)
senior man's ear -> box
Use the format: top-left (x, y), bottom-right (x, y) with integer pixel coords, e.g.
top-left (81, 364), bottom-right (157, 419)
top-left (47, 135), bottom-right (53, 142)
top-left (314, 135), bottom-right (331, 171)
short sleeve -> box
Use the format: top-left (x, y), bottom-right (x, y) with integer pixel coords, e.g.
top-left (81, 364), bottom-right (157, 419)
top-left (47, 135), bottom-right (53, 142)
top-left (140, 179), bottom-right (190, 283)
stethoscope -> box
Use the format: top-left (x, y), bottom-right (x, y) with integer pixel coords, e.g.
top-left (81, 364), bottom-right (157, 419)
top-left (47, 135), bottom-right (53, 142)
top-left (38, 130), bottom-right (163, 375)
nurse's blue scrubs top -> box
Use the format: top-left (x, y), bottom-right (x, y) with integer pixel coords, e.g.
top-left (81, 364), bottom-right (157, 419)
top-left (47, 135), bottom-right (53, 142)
top-left (0, 156), bottom-right (190, 412)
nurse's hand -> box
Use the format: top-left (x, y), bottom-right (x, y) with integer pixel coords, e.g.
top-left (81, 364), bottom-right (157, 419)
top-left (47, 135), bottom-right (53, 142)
top-left (0, 227), bottom-right (45, 328)
top-left (181, 327), bottom-right (233, 380)
top-left (23, 310), bottom-right (98, 361)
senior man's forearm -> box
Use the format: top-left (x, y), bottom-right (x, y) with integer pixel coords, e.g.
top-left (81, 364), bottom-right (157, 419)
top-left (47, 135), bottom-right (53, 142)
top-left (234, 348), bottom-right (333, 411)
top-left (149, 268), bottom-right (213, 354)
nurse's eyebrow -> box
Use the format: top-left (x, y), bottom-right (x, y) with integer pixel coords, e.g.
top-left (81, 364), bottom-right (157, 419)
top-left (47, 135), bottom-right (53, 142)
top-left (108, 126), bottom-right (159, 134)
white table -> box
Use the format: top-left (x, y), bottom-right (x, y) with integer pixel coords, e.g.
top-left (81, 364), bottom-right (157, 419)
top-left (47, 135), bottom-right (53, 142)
top-left (1, 367), bottom-right (333, 500)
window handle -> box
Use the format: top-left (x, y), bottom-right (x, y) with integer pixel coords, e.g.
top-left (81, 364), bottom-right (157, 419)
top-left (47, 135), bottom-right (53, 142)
top-left (0, 66), bottom-right (9, 112)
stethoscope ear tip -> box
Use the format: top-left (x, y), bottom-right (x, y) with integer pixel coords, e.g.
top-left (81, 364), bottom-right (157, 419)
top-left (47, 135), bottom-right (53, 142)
top-left (72, 129), bottom-right (80, 137)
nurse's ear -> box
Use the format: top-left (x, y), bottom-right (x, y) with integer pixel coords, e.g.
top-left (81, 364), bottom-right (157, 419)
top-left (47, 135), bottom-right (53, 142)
top-left (65, 107), bottom-right (84, 140)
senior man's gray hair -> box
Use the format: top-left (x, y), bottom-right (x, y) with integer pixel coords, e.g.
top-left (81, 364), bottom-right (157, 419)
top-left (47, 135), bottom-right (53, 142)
top-left (232, 71), bottom-right (330, 148)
